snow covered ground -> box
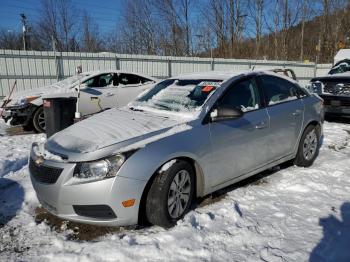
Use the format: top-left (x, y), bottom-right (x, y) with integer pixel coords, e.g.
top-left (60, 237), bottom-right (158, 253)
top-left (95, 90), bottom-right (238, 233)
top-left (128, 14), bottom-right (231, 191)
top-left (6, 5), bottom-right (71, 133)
top-left (0, 119), bottom-right (350, 261)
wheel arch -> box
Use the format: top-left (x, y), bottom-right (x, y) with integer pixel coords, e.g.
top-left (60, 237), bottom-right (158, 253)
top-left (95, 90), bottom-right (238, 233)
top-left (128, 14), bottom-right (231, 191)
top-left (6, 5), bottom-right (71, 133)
top-left (304, 120), bottom-right (322, 137)
top-left (30, 97), bottom-right (43, 107)
top-left (137, 156), bottom-right (206, 224)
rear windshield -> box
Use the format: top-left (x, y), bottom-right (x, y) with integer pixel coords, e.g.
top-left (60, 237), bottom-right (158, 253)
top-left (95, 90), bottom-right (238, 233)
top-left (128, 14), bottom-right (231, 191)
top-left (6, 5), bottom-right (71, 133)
top-left (132, 79), bottom-right (222, 112)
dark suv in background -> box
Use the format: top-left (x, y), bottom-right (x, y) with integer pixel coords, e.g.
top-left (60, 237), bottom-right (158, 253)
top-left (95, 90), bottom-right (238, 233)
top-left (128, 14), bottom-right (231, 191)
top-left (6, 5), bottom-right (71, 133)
top-left (308, 59), bottom-right (350, 117)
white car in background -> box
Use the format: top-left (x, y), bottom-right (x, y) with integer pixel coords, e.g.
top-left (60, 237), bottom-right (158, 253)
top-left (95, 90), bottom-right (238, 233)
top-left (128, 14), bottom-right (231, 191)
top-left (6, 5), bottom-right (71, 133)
top-left (1, 71), bottom-right (158, 132)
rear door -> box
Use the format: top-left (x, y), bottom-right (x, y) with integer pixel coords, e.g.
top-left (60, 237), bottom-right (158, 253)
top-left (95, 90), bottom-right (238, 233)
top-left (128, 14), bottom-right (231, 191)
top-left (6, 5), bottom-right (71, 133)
top-left (209, 77), bottom-right (271, 187)
top-left (258, 75), bottom-right (304, 160)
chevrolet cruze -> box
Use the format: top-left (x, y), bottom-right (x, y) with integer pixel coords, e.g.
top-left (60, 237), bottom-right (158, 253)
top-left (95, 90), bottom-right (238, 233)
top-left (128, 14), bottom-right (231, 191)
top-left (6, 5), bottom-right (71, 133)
top-left (29, 71), bottom-right (323, 228)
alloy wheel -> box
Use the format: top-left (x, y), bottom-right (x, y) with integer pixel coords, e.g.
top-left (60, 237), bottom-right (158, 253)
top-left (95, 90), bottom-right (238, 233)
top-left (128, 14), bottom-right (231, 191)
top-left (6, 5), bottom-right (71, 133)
top-left (38, 111), bottom-right (46, 131)
top-left (303, 129), bottom-right (318, 160)
top-left (167, 170), bottom-right (191, 219)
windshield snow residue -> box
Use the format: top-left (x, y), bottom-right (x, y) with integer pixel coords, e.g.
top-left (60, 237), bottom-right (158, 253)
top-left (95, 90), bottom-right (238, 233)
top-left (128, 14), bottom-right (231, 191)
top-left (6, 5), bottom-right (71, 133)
top-left (133, 79), bottom-right (222, 112)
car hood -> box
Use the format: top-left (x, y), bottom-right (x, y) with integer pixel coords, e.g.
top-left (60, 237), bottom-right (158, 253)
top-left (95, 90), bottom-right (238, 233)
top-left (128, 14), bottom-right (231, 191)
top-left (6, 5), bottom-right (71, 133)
top-left (3, 84), bottom-right (74, 106)
top-left (46, 107), bottom-right (193, 160)
top-left (311, 72), bottom-right (350, 82)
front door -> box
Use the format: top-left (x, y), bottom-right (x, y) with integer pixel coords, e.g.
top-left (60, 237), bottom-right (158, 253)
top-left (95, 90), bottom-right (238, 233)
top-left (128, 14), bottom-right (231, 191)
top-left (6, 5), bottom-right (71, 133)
top-left (79, 73), bottom-right (119, 115)
top-left (209, 77), bottom-right (271, 188)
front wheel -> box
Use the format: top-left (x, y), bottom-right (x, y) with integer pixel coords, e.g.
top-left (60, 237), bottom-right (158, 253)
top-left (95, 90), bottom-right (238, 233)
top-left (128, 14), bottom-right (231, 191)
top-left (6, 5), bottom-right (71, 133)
top-left (294, 125), bottom-right (320, 167)
top-left (146, 160), bottom-right (195, 228)
top-left (32, 106), bottom-right (45, 133)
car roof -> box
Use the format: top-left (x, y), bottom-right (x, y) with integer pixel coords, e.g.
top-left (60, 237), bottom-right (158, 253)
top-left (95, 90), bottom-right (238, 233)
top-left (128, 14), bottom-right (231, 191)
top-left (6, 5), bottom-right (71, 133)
top-left (81, 70), bottom-right (158, 81)
top-left (170, 70), bottom-right (299, 85)
top-left (171, 71), bottom-right (246, 81)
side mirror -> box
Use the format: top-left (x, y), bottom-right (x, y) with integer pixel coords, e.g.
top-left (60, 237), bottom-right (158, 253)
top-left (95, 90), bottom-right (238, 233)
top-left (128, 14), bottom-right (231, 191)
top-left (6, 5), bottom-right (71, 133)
top-left (210, 105), bottom-right (243, 122)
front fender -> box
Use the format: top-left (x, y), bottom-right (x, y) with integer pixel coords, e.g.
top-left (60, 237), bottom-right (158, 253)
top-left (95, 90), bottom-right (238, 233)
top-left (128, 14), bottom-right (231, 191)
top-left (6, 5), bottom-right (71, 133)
top-left (30, 98), bottom-right (43, 107)
top-left (116, 124), bottom-right (212, 196)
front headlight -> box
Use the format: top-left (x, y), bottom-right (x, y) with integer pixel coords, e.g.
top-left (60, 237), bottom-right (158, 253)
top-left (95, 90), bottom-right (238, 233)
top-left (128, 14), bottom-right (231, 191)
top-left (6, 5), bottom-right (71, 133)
top-left (306, 81), bottom-right (323, 95)
top-left (12, 96), bottom-right (40, 107)
top-left (13, 98), bottom-right (28, 107)
top-left (74, 154), bottom-right (126, 181)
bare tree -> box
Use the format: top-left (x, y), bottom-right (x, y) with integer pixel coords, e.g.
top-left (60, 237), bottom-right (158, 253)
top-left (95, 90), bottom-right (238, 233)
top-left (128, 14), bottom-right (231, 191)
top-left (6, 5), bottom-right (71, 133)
top-left (120, 0), bottom-right (158, 54)
top-left (248, 0), bottom-right (264, 58)
top-left (81, 12), bottom-right (103, 52)
top-left (37, 0), bottom-right (79, 51)
top-left (0, 30), bottom-right (22, 50)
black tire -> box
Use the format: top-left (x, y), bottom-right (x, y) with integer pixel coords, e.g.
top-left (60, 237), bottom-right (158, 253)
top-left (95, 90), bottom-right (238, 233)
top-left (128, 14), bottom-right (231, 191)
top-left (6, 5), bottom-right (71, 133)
top-left (146, 160), bottom-right (195, 228)
top-left (32, 106), bottom-right (45, 133)
top-left (22, 122), bottom-right (34, 131)
top-left (294, 125), bottom-right (320, 167)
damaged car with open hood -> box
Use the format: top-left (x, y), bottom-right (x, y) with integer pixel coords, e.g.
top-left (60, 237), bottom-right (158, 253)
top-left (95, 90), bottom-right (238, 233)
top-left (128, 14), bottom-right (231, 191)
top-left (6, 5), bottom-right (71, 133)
top-left (307, 53), bottom-right (350, 117)
top-left (29, 70), bottom-right (323, 228)
top-left (1, 70), bottom-right (157, 132)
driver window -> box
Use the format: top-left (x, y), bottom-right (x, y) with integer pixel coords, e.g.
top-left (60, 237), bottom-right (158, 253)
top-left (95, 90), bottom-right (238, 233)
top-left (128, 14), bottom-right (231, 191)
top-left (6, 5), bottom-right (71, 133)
top-left (220, 78), bottom-right (260, 112)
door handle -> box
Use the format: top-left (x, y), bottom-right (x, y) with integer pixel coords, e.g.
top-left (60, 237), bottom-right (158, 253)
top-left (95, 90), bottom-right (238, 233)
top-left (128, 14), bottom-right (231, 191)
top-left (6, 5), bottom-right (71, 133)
top-left (255, 121), bottom-right (267, 129)
top-left (292, 110), bottom-right (302, 116)
top-left (106, 92), bottom-right (114, 97)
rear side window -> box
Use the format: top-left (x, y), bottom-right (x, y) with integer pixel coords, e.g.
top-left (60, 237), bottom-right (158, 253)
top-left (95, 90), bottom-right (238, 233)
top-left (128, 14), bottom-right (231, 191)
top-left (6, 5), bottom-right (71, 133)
top-left (119, 73), bottom-right (152, 85)
top-left (259, 75), bottom-right (299, 106)
top-left (219, 78), bottom-right (260, 112)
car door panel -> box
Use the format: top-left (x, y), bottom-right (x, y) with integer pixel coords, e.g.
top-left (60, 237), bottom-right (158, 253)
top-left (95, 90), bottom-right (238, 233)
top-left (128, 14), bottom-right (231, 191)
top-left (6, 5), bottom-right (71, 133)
top-left (208, 77), bottom-right (271, 188)
top-left (209, 108), bottom-right (271, 187)
top-left (78, 88), bottom-right (103, 116)
top-left (77, 73), bottom-right (119, 115)
top-left (115, 73), bottom-right (155, 106)
top-left (258, 75), bottom-right (305, 160)
top-left (266, 100), bottom-right (304, 159)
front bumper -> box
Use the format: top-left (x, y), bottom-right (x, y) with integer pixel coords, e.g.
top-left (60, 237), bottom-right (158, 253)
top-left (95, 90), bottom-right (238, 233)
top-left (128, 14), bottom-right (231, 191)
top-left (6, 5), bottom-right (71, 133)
top-left (1, 104), bottom-right (36, 125)
top-left (320, 94), bottom-right (350, 116)
top-left (29, 149), bottom-right (148, 227)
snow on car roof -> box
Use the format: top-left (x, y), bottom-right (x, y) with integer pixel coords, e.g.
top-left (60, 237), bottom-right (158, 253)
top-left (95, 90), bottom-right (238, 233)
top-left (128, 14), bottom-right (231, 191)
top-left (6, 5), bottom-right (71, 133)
top-left (171, 70), bottom-right (298, 85)
top-left (172, 71), bottom-right (246, 81)
top-left (81, 70), bottom-right (158, 81)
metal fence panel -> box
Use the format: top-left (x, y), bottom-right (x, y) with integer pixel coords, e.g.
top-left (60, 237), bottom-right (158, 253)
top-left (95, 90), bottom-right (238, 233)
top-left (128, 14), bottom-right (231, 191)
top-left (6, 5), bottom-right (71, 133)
top-left (0, 49), bottom-right (333, 97)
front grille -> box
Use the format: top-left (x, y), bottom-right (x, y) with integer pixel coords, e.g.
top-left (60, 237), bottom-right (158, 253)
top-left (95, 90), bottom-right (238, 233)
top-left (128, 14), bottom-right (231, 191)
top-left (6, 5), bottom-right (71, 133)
top-left (323, 81), bottom-right (350, 95)
top-left (29, 158), bottom-right (63, 184)
top-left (73, 205), bottom-right (117, 219)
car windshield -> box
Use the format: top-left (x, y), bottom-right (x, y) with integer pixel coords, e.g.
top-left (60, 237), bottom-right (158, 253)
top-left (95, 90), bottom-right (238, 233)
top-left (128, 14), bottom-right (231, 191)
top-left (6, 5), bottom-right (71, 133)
top-left (55, 73), bottom-right (90, 88)
top-left (131, 79), bottom-right (222, 112)
top-left (329, 61), bottom-right (350, 75)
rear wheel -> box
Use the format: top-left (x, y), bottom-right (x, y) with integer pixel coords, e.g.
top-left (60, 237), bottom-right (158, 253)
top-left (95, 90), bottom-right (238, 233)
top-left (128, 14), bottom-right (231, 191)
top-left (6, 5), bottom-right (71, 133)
top-left (294, 125), bottom-right (320, 167)
top-left (32, 106), bottom-right (45, 133)
top-left (146, 160), bottom-right (195, 228)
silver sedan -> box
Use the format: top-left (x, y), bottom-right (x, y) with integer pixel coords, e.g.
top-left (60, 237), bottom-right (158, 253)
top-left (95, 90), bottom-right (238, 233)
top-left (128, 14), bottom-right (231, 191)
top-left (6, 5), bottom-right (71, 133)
top-left (29, 70), bottom-right (324, 228)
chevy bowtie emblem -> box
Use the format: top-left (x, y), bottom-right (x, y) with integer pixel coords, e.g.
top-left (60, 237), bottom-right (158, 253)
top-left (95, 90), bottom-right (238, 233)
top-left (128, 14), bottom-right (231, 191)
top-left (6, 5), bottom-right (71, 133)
top-left (35, 156), bottom-right (44, 166)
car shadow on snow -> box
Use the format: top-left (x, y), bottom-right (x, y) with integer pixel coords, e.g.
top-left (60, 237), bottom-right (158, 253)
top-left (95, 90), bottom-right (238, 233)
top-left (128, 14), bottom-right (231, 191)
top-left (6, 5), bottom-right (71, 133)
top-left (197, 161), bottom-right (293, 208)
top-left (34, 207), bottom-right (137, 241)
top-left (0, 178), bottom-right (24, 228)
top-left (309, 202), bottom-right (350, 262)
